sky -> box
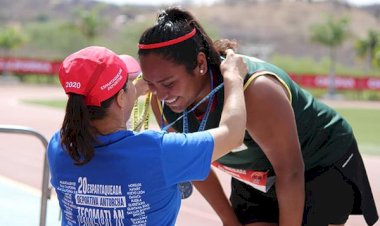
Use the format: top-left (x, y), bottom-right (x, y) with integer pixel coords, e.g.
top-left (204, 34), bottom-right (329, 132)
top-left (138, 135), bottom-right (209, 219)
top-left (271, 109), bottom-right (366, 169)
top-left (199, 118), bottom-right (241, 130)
top-left (96, 0), bottom-right (380, 7)
top-left (97, 0), bottom-right (218, 6)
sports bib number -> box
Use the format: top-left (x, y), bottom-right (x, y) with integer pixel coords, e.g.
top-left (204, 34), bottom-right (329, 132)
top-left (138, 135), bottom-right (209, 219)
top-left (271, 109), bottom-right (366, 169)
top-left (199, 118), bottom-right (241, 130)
top-left (212, 162), bottom-right (275, 193)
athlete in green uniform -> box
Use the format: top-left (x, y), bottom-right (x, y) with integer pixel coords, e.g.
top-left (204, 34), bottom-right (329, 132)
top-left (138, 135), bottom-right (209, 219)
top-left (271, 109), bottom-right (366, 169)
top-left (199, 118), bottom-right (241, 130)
top-left (137, 7), bottom-right (378, 226)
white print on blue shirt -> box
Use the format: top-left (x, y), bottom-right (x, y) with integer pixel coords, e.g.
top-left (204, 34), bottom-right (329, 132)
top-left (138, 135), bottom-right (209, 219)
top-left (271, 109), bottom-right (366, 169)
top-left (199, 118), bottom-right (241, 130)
top-left (57, 177), bottom-right (150, 226)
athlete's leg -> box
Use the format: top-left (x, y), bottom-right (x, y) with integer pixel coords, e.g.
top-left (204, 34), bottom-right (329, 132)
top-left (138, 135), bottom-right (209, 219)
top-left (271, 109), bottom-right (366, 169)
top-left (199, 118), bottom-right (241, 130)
top-left (245, 223), bottom-right (277, 226)
top-left (230, 178), bottom-right (279, 225)
top-left (303, 166), bottom-right (354, 226)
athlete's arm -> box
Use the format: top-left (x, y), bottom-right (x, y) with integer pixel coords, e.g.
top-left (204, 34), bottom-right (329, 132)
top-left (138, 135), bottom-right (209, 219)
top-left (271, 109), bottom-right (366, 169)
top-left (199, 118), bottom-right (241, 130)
top-left (206, 50), bottom-right (246, 161)
top-left (245, 75), bottom-right (304, 226)
top-left (194, 49), bottom-right (247, 226)
top-left (206, 49), bottom-right (246, 161)
top-left (192, 50), bottom-right (247, 226)
top-left (193, 171), bottom-right (241, 226)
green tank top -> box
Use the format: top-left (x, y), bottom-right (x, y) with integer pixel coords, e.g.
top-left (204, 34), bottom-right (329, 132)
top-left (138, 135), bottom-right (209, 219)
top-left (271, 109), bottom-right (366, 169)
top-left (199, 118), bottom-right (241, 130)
top-left (160, 55), bottom-right (353, 172)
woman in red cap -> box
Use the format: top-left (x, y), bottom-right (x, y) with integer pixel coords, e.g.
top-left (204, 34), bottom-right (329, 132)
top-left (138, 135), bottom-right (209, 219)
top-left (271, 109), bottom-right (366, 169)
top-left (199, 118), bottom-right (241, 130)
top-left (47, 46), bottom-right (247, 226)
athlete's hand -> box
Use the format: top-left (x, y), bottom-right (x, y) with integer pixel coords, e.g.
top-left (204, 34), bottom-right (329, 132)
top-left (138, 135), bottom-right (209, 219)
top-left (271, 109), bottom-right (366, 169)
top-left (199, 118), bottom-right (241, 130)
top-left (220, 49), bottom-right (247, 81)
top-left (133, 74), bottom-right (149, 97)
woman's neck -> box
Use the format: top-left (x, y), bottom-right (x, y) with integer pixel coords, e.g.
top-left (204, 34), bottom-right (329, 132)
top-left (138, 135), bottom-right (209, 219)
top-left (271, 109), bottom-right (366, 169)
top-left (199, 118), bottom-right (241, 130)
top-left (91, 117), bottom-right (126, 135)
top-left (192, 70), bottom-right (215, 114)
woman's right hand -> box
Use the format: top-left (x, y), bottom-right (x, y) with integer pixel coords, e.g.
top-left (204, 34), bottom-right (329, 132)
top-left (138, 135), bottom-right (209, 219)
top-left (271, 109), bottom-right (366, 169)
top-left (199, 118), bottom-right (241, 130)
top-left (220, 49), bottom-right (248, 81)
top-left (210, 48), bottom-right (247, 162)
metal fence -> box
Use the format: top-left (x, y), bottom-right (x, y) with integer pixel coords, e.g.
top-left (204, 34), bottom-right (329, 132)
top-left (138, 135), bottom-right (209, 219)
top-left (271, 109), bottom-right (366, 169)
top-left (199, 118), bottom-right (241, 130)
top-left (0, 124), bottom-right (51, 226)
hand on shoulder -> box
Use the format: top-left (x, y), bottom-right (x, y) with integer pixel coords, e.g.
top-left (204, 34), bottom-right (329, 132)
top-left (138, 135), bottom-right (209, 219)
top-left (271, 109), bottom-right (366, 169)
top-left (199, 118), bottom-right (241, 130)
top-left (220, 49), bottom-right (247, 81)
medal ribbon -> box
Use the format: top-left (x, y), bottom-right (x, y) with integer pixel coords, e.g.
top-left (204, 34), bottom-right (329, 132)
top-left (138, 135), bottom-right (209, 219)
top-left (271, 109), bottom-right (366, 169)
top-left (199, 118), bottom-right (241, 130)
top-left (162, 69), bottom-right (224, 132)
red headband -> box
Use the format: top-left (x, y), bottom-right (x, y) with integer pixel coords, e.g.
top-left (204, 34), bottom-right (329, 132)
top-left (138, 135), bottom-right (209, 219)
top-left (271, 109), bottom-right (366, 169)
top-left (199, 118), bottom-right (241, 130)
top-left (138, 28), bottom-right (196, 50)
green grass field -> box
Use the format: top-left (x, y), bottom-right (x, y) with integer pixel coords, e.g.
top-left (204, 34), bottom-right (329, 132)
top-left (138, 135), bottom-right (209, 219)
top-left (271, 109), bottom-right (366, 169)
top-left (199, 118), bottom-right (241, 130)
top-left (23, 99), bottom-right (380, 156)
top-left (23, 99), bottom-right (66, 108)
top-left (335, 108), bottom-right (380, 156)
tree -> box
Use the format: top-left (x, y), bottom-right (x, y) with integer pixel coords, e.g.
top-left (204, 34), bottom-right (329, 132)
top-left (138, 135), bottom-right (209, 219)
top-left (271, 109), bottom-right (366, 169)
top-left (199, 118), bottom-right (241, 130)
top-left (310, 16), bottom-right (350, 97)
top-left (0, 26), bottom-right (26, 54)
top-left (25, 21), bottom-right (87, 58)
top-left (375, 48), bottom-right (380, 68)
top-left (0, 25), bottom-right (27, 76)
top-left (355, 30), bottom-right (380, 71)
top-left (75, 6), bottom-right (107, 44)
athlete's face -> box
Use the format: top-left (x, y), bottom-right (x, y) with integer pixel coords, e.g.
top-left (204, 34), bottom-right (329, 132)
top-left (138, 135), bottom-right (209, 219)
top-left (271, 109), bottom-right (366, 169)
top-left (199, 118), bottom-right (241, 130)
top-left (139, 53), bottom-right (207, 113)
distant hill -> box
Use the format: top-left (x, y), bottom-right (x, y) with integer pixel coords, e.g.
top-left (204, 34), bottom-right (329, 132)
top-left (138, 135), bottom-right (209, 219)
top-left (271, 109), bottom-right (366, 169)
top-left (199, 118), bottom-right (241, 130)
top-left (192, 1), bottom-right (380, 66)
top-left (1, 0), bottom-right (380, 69)
top-left (362, 3), bottom-right (380, 20)
top-left (0, 0), bottom-right (153, 24)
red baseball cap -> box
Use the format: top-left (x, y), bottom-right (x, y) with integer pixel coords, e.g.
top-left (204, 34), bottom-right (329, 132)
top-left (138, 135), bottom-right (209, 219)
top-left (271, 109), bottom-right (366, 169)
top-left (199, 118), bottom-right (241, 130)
top-left (59, 46), bottom-right (129, 106)
top-left (119, 54), bottom-right (141, 80)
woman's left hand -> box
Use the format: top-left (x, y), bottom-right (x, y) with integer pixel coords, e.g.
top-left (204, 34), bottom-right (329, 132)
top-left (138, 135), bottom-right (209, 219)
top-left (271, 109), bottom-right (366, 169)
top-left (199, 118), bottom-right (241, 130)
top-left (133, 75), bottom-right (150, 97)
top-left (220, 49), bottom-right (247, 81)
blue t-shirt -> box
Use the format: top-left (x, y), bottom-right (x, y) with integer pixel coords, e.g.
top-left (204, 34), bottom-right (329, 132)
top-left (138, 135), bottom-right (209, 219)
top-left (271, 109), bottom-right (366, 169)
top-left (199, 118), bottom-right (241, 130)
top-left (47, 129), bottom-right (214, 226)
